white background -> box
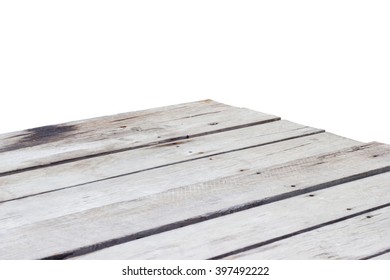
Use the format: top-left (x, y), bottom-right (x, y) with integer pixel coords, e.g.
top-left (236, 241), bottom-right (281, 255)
top-left (1, 0), bottom-right (389, 144)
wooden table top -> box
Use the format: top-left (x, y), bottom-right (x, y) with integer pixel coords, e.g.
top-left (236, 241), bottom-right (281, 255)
top-left (0, 100), bottom-right (389, 260)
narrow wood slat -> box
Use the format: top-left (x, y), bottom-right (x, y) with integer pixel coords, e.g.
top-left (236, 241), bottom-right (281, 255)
top-left (74, 172), bottom-right (390, 259)
top-left (0, 100), bottom-right (279, 175)
top-left (0, 142), bottom-right (389, 259)
top-left (0, 120), bottom-right (322, 203)
top-left (0, 132), bottom-right (350, 231)
top-left (222, 206), bottom-right (390, 260)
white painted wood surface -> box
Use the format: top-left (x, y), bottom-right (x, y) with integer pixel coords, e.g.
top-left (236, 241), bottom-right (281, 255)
top-left (223, 206), bottom-right (390, 260)
top-left (0, 143), bottom-right (389, 259)
top-left (0, 132), bottom-right (355, 231)
top-left (74, 172), bottom-right (390, 260)
top-left (0, 120), bottom-right (323, 202)
top-left (0, 100), bottom-right (278, 175)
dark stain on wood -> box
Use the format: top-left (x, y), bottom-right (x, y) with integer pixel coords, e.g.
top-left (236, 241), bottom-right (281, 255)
top-left (0, 124), bottom-right (78, 153)
top-left (310, 161), bottom-right (326, 167)
top-left (5, 132), bottom-right (30, 140)
top-left (131, 127), bottom-right (143, 132)
top-left (110, 116), bottom-right (139, 123)
top-left (316, 144), bottom-right (373, 161)
top-left (154, 140), bottom-right (191, 148)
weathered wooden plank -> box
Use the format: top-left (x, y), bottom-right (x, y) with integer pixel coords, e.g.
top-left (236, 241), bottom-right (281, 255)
top-left (0, 120), bottom-right (323, 203)
top-left (0, 100), bottom-right (279, 175)
top-left (223, 206), bottom-right (390, 260)
top-left (74, 173), bottom-right (390, 260)
top-left (0, 132), bottom-right (353, 231)
top-left (0, 142), bottom-right (389, 259)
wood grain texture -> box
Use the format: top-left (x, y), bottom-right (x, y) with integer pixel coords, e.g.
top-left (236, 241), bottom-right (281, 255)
top-left (0, 142), bottom-right (389, 259)
top-left (1, 100), bottom-right (389, 261)
top-left (223, 206), bottom-right (390, 260)
top-left (74, 172), bottom-right (390, 260)
top-left (0, 100), bottom-right (279, 176)
top-left (0, 120), bottom-right (323, 203)
top-left (0, 132), bottom-right (354, 232)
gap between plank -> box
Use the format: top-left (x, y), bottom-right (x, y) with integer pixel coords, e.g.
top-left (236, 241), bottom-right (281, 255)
top-left (360, 248), bottom-right (390, 260)
top-left (42, 167), bottom-right (390, 260)
top-left (209, 202), bottom-right (390, 260)
top-left (0, 118), bottom-right (280, 178)
top-left (1, 127), bottom-right (323, 204)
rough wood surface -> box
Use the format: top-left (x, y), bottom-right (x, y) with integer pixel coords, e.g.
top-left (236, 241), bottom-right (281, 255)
top-left (0, 100), bottom-right (278, 176)
top-left (0, 120), bottom-right (323, 203)
top-left (0, 132), bottom-right (355, 232)
top-left (74, 172), bottom-right (390, 259)
top-left (0, 100), bottom-right (389, 260)
top-left (223, 206), bottom-right (390, 260)
top-left (1, 143), bottom-right (389, 259)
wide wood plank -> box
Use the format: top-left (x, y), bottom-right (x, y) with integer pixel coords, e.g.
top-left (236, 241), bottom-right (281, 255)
top-left (73, 172), bottom-right (390, 260)
top-left (0, 120), bottom-right (323, 203)
top-left (0, 100), bottom-right (279, 175)
top-left (0, 132), bottom-right (353, 231)
top-left (223, 207), bottom-right (390, 260)
top-left (0, 142), bottom-right (389, 259)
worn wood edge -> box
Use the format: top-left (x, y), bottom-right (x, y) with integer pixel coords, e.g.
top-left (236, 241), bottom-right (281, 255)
top-left (0, 100), bottom-right (219, 139)
top-left (0, 106), bottom-right (280, 176)
top-left (221, 205), bottom-right (390, 260)
top-left (0, 121), bottom-right (324, 203)
top-left (0, 100), bottom-right (242, 140)
top-left (72, 173), bottom-right (390, 259)
top-left (0, 99), bottom-right (274, 150)
top-left (1, 142), bottom-right (389, 259)
top-left (364, 250), bottom-right (390, 260)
